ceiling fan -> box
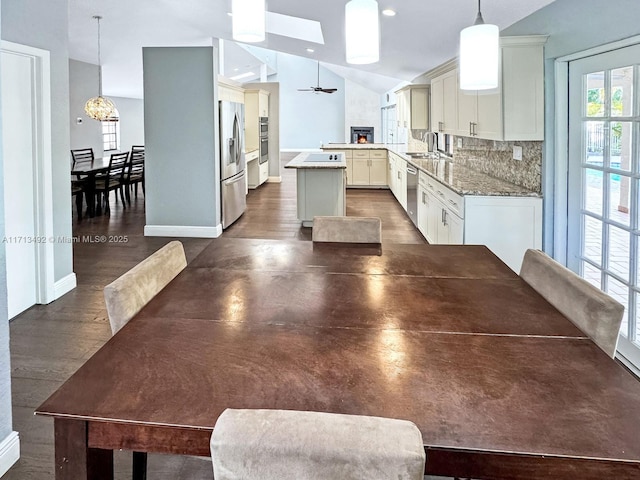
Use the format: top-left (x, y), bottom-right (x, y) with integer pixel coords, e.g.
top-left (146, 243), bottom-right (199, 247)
top-left (298, 62), bottom-right (338, 94)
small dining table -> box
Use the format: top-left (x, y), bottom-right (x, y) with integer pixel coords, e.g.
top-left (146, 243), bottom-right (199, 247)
top-left (71, 157), bottom-right (111, 217)
top-left (36, 239), bottom-right (640, 479)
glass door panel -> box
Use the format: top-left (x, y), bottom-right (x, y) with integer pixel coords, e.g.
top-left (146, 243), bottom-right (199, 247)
top-left (569, 44), bottom-right (640, 366)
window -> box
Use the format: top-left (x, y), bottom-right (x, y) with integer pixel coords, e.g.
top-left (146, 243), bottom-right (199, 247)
top-left (102, 109), bottom-right (120, 151)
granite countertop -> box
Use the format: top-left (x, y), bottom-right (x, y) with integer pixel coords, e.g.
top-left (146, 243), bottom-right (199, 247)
top-left (388, 147), bottom-right (541, 197)
top-left (284, 152), bottom-right (346, 169)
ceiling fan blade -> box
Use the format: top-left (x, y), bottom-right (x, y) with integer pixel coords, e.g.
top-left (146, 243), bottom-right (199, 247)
top-left (297, 88), bottom-right (314, 91)
top-left (320, 88), bottom-right (338, 93)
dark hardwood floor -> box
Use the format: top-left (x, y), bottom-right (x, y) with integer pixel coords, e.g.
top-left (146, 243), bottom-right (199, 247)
top-left (5, 153), bottom-right (426, 480)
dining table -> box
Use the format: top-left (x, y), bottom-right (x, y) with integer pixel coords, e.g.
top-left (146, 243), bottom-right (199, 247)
top-left (71, 157), bottom-right (111, 217)
top-left (36, 238), bottom-right (640, 479)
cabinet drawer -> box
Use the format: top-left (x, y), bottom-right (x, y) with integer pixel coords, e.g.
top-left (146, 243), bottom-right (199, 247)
top-left (426, 176), bottom-right (464, 218)
top-left (418, 171), bottom-right (429, 189)
top-left (353, 150), bottom-right (370, 159)
top-left (370, 150), bottom-right (386, 159)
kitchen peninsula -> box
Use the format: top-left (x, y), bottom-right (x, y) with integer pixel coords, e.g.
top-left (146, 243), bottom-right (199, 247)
top-left (285, 152), bottom-right (347, 227)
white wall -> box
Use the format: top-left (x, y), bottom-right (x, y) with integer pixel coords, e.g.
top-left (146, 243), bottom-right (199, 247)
top-left (2, 0), bottom-right (74, 283)
top-left (111, 96), bottom-right (144, 152)
top-left (270, 53), bottom-right (345, 149)
top-left (0, 0), bottom-right (13, 453)
top-left (344, 79), bottom-right (382, 143)
top-left (69, 59), bottom-right (103, 155)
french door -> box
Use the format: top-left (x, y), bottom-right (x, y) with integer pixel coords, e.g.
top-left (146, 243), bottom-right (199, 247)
top-left (568, 44), bottom-right (640, 367)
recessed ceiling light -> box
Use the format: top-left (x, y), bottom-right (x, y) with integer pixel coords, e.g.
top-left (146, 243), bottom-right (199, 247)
top-left (227, 12), bottom-right (232, 16)
top-left (230, 71), bottom-right (256, 81)
top-left (382, 9), bottom-right (396, 16)
top-left (234, 68), bottom-right (239, 72)
top-left (306, 48), bottom-right (315, 53)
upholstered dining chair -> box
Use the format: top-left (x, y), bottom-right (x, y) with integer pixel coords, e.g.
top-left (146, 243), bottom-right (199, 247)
top-left (312, 216), bottom-right (382, 244)
top-left (103, 240), bottom-right (187, 480)
top-left (520, 249), bottom-right (625, 358)
top-left (210, 409), bottom-right (426, 480)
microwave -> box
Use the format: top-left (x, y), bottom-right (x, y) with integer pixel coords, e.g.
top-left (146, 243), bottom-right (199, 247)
top-left (259, 117), bottom-right (268, 136)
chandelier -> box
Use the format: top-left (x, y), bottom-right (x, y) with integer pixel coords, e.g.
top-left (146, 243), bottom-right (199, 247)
top-left (84, 15), bottom-right (116, 121)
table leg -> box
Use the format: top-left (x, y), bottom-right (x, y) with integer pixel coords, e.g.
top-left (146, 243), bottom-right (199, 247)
top-left (54, 418), bottom-right (113, 480)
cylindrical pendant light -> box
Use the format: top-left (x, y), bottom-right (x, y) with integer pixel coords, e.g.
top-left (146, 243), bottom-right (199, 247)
top-left (232, 0), bottom-right (266, 43)
top-left (345, 0), bottom-right (380, 65)
top-left (459, 0), bottom-right (499, 90)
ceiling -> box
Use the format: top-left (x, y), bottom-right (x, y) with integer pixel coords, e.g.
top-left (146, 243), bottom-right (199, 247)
top-left (69, 0), bottom-right (557, 99)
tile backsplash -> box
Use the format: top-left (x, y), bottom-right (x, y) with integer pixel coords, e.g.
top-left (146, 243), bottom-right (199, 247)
top-left (453, 137), bottom-right (542, 193)
top-left (407, 131), bottom-right (542, 193)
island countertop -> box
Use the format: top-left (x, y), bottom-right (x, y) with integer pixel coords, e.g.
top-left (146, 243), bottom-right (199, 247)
top-left (284, 152), bottom-right (347, 169)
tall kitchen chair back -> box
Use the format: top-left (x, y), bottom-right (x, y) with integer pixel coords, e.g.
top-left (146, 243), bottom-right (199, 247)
top-left (103, 240), bottom-right (187, 335)
top-left (520, 249), bottom-right (624, 358)
top-left (210, 409), bottom-right (426, 480)
top-left (312, 216), bottom-right (382, 245)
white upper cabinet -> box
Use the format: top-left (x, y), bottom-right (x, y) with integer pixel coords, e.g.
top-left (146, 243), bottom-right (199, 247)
top-left (431, 69), bottom-right (457, 135)
top-left (430, 36), bottom-right (547, 141)
top-left (395, 85), bottom-right (430, 130)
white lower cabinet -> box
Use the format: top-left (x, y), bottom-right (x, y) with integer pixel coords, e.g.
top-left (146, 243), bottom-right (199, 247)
top-left (322, 149), bottom-right (386, 187)
top-left (417, 171), bottom-right (541, 271)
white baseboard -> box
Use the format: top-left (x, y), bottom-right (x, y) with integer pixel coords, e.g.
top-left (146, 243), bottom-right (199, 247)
top-left (267, 176), bottom-right (282, 183)
top-left (53, 273), bottom-right (77, 300)
top-left (144, 224), bottom-right (223, 238)
top-left (0, 431), bottom-right (19, 477)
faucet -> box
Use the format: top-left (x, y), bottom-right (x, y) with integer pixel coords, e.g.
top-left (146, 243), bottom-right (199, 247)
top-left (422, 131), bottom-right (438, 158)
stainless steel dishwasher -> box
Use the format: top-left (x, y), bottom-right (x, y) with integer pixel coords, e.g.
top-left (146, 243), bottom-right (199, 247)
top-left (406, 163), bottom-right (418, 226)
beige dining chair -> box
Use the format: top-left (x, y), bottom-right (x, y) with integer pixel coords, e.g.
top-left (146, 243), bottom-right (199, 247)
top-left (312, 216), bottom-right (382, 244)
top-left (103, 240), bottom-right (187, 480)
top-left (520, 249), bottom-right (624, 358)
top-left (210, 409), bottom-right (426, 480)
top-left (103, 240), bottom-right (187, 335)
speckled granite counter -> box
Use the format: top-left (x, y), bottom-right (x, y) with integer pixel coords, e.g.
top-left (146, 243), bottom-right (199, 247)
top-left (404, 156), bottom-right (539, 197)
top-left (285, 152), bottom-right (346, 169)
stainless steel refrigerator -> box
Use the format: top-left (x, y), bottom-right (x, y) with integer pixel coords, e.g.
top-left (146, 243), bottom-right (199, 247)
top-left (219, 101), bottom-right (247, 229)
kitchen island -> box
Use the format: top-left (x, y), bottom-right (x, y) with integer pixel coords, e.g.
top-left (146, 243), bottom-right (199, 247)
top-left (284, 152), bottom-right (346, 227)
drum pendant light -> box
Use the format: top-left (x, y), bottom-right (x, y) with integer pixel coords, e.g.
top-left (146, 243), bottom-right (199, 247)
top-left (459, 0), bottom-right (499, 90)
top-left (232, 0), bottom-right (266, 43)
top-left (84, 16), bottom-right (116, 121)
top-left (345, 0), bottom-right (380, 65)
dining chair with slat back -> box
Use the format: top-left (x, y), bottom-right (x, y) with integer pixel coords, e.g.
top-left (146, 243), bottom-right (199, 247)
top-left (210, 409), bottom-right (426, 480)
top-left (520, 249), bottom-right (625, 358)
top-left (70, 148), bottom-right (96, 220)
top-left (94, 151), bottom-right (128, 214)
top-left (124, 148), bottom-right (145, 204)
top-left (312, 216), bottom-right (382, 245)
top-left (103, 240), bottom-right (188, 480)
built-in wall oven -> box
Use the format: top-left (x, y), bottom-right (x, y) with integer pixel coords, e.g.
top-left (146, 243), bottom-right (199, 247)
top-left (259, 116), bottom-right (268, 164)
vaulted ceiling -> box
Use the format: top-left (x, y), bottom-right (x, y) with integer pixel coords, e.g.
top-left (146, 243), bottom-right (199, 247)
top-left (69, 0), bottom-right (557, 98)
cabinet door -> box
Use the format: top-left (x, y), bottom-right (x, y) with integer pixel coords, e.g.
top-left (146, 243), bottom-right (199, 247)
top-left (351, 158), bottom-right (370, 185)
top-left (426, 192), bottom-right (441, 244)
top-left (476, 91), bottom-right (502, 140)
top-left (457, 89), bottom-right (477, 137)
top-left (431, 76), bottom-right (444, 133)
top-left (258, 92), bottom-right (269, 117)
top-left (417, 186), bottom-right (429, 240)
top-left (410, 87), bottom-right (429, 130)
top-left (346, 158), bottom-right (353, 186)
top-left (369, 158), bottom-right (388, 186)
top-left (444, 209), bottom-right (464, 244)
top-left (442, 70), bottom-right (458, 134)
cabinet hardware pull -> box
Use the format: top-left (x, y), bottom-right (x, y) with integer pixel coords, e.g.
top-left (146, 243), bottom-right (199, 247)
top-left (441, 209), bottom-right (445, 223)
top-left (469, 122), bottom-right (473, 136)
top-left (437, 190), bottom-right (444, 197)
top-left (448, 199), bottom-right (456, 207)
top-left (443, 210), bottom-right (448, 226)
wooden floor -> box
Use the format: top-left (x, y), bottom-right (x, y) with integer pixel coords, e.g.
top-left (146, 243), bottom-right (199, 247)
top-left (5, 153), bottom-right (426, 480)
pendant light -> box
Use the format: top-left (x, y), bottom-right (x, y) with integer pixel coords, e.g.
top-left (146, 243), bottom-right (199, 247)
top-left (232, 0), bottom-right (266, 43)
top-left (84, 15), bottom-right (116, 121)
top-left (459, 0), bottom-right (499, 90)
top-left (345, 0), bottom-right (380, 65)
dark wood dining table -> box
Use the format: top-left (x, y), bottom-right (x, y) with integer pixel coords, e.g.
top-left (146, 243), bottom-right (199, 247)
top-left (36, 239), bottom-right (640, 479)
top-left (71, 157), bottom-right (111, 217)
